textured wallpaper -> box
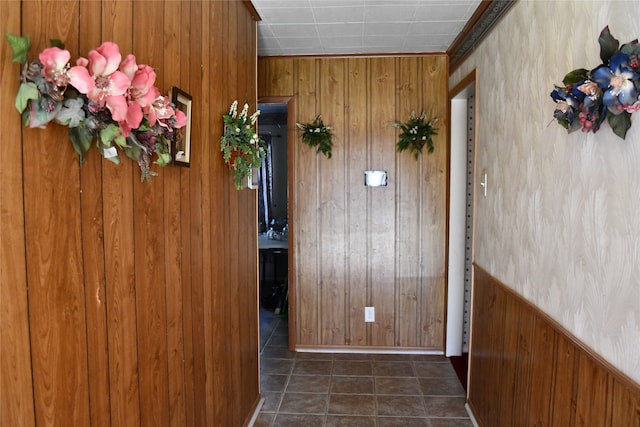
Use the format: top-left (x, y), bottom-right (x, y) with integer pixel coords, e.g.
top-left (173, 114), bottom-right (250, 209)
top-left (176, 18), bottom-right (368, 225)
top-left (450, 0), bottom-right (640, 384)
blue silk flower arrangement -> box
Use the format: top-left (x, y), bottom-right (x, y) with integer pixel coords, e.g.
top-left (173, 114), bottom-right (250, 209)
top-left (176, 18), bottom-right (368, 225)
top-left (551, 26), bottom-right (640, 139)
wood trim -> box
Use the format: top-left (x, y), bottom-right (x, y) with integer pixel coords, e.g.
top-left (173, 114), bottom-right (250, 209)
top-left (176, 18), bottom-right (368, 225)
top-left (242, 1), bottom-right (261, 21)
top-left (448, 69), bottom-right (478, 99)
top-left (447, 0), bottom-right (517, 73)
top-left (469, 264), bottom-right (640, 426)
top-left (259, 52), bottom-right (448, 60)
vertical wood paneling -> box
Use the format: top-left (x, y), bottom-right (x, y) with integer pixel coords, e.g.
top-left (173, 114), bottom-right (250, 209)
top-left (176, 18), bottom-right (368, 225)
top-left (528, 318), bottom-right (556, 426)
top-left (467, 266), bottom-right (506, 427)
top-left (512, 306), bottom-right (534, 424)
top-left (368, 57), bottom-right (397, 347)
top-left (186, 0), bottom-right (207, 424)
top-left (551, 334), bottom-right (578, 426)
top-left (100, 2), bottom-right (142, 424)
top-left (162, 2), bottom-right (187, 426)
top-left (225, 3), bottom-right (243, 424)
top-left (611, 380), bottom-right (640, 426)
top-left (176, 2), bottom-right (196, 425)
top-left (264, 58), bottom-right (295, 98)
top-left (469, 265), bottom-right (640, 427)
top-left (208, 1), bottom-right (230, 424)
top-left (259, 55), bottom-right (447, 350)
top-left (23, 2), bottom-right (90, 425)
top-left (206, 0), bottom-right (225, 423)
top-left (294, 58), bottom-right (320, 345)
top-left (395, 57), bottom-right (421, 347)
top-left (346, 58), bottom-right (369, 346)
top-left (318, 58), bottom-right (347, 345)
top-left (419, 56), bottom-right (447, 347)
top-left (78, 2), bottom-right (110, 425)
top-left (575, 353), bottom-right (609, 426)
top-left (235, 4), bottom-right (260, 423)
top-left (497, 297), bottom-right (519, 425)
top-left (0, 1), bottom-right (35, 425)
top-left (2, 1), bottom-right (261, 426)
top-left (132, 2), bottom-right (171, 425)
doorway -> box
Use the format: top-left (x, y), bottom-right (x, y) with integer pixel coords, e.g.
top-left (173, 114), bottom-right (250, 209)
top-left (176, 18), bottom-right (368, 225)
top-left (447, 71), bottom-right (477, 361)
top-left (258, 97), bottom-right (296, 351)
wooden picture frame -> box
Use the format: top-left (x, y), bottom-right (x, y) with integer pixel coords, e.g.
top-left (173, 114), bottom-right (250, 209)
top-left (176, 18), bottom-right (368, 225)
top-left (171, 87), bottom-right (192, 167)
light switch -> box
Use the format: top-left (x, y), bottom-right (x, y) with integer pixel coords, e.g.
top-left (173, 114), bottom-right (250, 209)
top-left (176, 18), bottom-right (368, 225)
top-left (480, 172), bottom-right (487, 197)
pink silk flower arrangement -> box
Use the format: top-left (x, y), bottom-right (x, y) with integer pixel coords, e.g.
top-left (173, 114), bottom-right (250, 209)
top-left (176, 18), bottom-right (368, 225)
top-left (7, 34), bottom-right (187, 181)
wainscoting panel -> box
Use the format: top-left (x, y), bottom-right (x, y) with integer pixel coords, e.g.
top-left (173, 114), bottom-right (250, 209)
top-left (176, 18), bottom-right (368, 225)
top-left (469, 265), bottom-right (640, 427)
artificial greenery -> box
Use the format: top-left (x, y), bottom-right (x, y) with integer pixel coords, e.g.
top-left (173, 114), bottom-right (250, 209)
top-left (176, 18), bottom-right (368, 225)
top-left (393, 111), bottom-right (438, 160)
top-left (221, 100), bottom-right (266, 189)
top-left (5, 33), bottom-right (186, 182)
top-left (551, 26), bottom-right (640, 139)
top-left (296, 115), bottom-right (333, 159)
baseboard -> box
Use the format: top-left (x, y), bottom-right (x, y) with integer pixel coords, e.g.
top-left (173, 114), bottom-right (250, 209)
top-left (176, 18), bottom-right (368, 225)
top-left (465, 402), bottom-right (480, 427)
top-left (244, 396), bottom-right (265, 427)
top-left (294, 345), bottom-right (444, 355)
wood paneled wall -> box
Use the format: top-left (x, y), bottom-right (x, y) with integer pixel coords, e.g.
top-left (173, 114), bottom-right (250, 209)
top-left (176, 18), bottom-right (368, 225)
top-left (258, 56), bottom-right (448, 350)
top-left (469, 265), bottom-right (640, 426)
top-left (1, 1), bottom-right (260, 426)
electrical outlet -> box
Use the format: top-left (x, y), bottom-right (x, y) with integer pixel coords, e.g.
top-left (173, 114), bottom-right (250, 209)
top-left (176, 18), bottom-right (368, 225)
top-left (364, 306), bottom-right (375, 322)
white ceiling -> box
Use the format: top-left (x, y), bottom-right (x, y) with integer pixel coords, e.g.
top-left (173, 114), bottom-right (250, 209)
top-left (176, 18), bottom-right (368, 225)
top-left (252, 0), bottom-right (482, 57)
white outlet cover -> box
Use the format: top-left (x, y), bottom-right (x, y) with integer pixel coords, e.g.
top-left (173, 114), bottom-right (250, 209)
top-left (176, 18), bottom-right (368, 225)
top-left (364, 306), bottom-right (375, 322)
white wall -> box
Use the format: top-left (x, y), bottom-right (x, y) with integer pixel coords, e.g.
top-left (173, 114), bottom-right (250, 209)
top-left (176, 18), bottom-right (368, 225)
top-left (450, 0), bottom-right (640, 384)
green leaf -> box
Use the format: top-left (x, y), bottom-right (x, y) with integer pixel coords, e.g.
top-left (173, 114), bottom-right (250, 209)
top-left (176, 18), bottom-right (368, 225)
top-left (608, 111), bottom-right (631, 140)
top-left (155, 151), bottom-right (171, 166)
top-left (69, 125), bottom-right (95, 162)
top-left (620, 40), bottom-right (640, 57)
top-left (562, 69), bottom-right (589, 86)
top-left (123, 135), bottom-right (144, 161)
top-left (49, 39), bottom-right (64, 49)
top-left (598, 26), bottom-right (619, 65)
top-left (28, 100), bottom-right (61, 128)
top-left (5, 33), bottom-right (31, 64)
top-left (15, 82), bottom-right (39, 113)
top-left (99, 123), bottom-right (121, 146)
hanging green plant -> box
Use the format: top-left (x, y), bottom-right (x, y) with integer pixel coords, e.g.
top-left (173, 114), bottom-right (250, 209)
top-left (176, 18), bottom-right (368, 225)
top-left (393, 111), bottom-right (438, 160)
top-left (296, 115), bottom-right (333, 159)
top-left (220, 100), bottom-right (266, 189)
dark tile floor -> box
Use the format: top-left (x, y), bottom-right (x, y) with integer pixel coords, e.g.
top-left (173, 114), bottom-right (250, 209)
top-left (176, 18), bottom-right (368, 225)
top-left (256, 308), bottom-right (473, 427)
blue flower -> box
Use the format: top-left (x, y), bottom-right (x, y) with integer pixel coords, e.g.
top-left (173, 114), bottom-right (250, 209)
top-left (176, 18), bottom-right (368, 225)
top-left (550, 85), bottom-right (583, 131)
top-left (591, 52), bottom-right (640, 111)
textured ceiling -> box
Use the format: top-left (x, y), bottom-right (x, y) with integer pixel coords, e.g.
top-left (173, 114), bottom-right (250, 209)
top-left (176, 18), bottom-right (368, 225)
top-left (252, 0), bottom-right (482, 57)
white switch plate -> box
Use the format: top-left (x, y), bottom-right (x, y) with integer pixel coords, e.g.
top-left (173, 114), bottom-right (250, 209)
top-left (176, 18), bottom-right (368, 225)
top-left (364, 306), bottom-right (375, 322)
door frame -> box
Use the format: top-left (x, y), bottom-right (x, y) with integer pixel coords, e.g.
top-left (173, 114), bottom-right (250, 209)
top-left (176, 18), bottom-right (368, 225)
top-left (446, 70), bottom-right (477, 356)
top-left (258, 96), bottom-right (296, 351)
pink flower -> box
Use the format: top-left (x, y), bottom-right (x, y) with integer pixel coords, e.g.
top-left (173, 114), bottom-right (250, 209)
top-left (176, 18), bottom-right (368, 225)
top-left (120, 55), bottom-right (159, 108)
top-left (68, 42), bottom-right (131, 121)
top-left (147, 95), bottom-right (176, 127)
top-left (117, 55), bottom-right (160, 135)
top-left (39, 47), bottom-right (71, 86)
top-left (174, 109), bottom-right (187, 128)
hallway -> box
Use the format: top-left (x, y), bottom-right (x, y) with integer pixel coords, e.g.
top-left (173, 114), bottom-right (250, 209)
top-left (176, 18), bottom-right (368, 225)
top-left (256, 309), bottom-right (472, 426)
